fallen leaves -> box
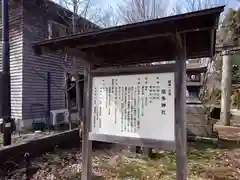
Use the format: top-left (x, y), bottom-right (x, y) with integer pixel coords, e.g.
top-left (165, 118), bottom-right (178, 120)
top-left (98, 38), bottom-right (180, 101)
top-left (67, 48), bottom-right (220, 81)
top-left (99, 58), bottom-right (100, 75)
top-left (2, 145), bottom-right (240, 180)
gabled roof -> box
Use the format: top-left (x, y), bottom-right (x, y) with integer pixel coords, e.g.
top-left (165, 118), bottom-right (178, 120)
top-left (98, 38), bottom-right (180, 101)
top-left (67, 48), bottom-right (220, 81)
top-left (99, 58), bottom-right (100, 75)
top-left (34, 6), bottom-right (224, 67)
top-left (23, 0), bottom-right (99, 32)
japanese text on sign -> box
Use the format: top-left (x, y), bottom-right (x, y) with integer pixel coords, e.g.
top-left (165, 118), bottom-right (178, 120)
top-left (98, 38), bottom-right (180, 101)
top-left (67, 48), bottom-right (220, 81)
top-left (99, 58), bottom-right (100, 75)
top-left (91, 73), bottom-right (175, 141)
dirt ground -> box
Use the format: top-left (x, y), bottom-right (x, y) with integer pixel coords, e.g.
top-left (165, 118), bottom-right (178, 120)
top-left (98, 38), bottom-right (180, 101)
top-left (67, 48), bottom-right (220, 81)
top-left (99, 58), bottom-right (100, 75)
top-left (1, 125), bottom-right (240, 179)
top-left (215, 125), bottom-right (240, 141)
top-left (1, 143), bottom-right (240, 180)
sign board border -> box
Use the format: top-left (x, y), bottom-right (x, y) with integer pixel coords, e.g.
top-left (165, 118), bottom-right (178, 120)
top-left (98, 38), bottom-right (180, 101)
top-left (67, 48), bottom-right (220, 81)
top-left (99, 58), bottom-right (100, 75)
top-left (88, 64), bottom-right (177, 151)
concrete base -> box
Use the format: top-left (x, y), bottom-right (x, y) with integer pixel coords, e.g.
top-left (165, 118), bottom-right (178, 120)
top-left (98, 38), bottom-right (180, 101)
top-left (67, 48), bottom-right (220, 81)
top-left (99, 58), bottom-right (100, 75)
top-left (11, 112), bottom-right (80, 132)
top-left (187, 124), bottom-right (213, 137)
top-left (187, 104), bottom-right (216, 137)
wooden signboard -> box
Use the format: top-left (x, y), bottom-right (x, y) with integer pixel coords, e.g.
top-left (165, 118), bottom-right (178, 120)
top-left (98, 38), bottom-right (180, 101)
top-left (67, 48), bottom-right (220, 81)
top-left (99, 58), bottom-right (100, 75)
top-left (87, 65), bottom-right (178, 151)
top-left (82, 51), bottom-right (187, 180)
top-left (90, 73), bottom-right (175, 142)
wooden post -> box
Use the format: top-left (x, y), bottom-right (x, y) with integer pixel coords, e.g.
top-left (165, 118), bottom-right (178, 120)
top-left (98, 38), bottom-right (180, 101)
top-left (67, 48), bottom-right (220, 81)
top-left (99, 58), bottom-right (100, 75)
top-left (81, 64), bottom-right (93, 180)
top-left (143, 147), bottom-right (153, 157)
top-left (0, 71), bottom-right (2, 118)
top-left (76, 73), bottom-right (81, 123)
top-left (175, 34), bottom-right (188, 180)
top-left (220, 50), bottom-right (232, 126)
top-left (47, 72), bottom-right (51, 129)
top-left (65, 72), bottom-right (72, 129)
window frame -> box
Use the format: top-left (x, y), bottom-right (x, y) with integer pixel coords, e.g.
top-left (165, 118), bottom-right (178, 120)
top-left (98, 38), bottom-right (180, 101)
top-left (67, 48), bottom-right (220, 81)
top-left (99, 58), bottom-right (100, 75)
top-left (48, 20), bottom-right (68, 39)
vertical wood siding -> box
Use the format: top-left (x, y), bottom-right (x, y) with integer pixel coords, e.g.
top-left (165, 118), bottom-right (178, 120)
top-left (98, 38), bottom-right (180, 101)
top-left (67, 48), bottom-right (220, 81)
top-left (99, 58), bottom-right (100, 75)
top-left (22, 1), bottom-right (85, 121)
top-left (22, 9), bottom-right (65, 120)
top-left (0, 2), bottom-right (23, 120)
top-left (0, 0), bottom-right (90, 126)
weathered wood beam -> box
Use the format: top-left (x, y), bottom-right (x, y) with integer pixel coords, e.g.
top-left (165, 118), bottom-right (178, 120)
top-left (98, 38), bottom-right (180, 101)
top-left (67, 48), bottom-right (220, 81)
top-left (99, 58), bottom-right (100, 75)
top-left (175, 31), bottom-right (183, 49)
top-left (91, 64), bottom-right (175, 76)
top-left (34, 44), bottom-right (103, 67)
top-left (210, 29), bottom-right (216, 57)
top-left (210, 14), bottom-right (220, 57)
top-left (81, 64), bottom-right (93, 180)
top-left (100, 55), bottom-right (176, 66)
top-left (33, 26), bottom-right (213, 53)
top-left (175, 33), bottom-right (188, 180)
top-left (71, 27), bottom-right (212, 50)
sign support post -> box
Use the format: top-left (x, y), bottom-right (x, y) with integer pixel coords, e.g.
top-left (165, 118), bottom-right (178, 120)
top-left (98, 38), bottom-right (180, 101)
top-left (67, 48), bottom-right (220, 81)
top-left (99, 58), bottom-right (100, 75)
top-left (81, 64), bottom-right (93, 180)
top-left (175, 34), bottom-right (188, 180)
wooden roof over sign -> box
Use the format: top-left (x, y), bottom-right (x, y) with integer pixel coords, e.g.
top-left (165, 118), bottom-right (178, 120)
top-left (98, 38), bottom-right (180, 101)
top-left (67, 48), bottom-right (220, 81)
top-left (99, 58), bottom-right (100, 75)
top-left (33, 6), bottom-right (224, 67)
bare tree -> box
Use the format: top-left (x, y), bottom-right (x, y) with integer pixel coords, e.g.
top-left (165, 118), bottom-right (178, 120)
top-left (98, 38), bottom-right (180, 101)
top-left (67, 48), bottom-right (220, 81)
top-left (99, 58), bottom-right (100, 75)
top-left (117, 0), bottom-right (169, 24)
top-left (94, 6), bottom-right (119, 28)
top-left (173, 0), bottom-right (227, 14)
top-left (173, 0), bottom-right (227, 67)
top-left (56, 0), bottom-right (99, 32)
top-left (54, 0), bottom-right (98, 130)
top-left (58, 0), bottom-right (90, 17)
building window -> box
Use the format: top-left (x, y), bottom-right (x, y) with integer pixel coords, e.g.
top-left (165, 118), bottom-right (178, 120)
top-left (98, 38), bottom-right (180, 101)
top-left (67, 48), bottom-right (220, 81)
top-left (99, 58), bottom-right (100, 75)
top-left (48, 20), bottom-right (68, 39)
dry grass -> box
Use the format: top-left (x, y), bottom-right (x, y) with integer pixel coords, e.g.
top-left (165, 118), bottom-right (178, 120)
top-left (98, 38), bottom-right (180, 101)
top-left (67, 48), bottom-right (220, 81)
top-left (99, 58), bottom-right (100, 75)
top-left (2, 143), bottom-right (240, 180)
top-left (98, 147), bottom-right (239, 180)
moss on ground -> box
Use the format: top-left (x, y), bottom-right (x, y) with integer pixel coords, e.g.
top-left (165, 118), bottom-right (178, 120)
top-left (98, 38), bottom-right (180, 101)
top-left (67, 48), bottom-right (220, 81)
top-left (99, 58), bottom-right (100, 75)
top-left (1, 143), bottom-right (240, 180)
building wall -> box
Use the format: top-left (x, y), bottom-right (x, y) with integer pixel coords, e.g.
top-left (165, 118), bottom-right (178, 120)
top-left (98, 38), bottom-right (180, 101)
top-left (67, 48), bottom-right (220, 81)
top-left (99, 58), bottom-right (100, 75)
top-left (0, 1), bottom-right (23, 121)
top-left (21, 0), bottom-right (85, 128)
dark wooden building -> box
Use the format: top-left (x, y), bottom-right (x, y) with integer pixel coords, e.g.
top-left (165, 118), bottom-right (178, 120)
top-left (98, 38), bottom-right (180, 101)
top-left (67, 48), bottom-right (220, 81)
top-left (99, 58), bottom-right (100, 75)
top-left (0, 0), bottom-right (97, 129)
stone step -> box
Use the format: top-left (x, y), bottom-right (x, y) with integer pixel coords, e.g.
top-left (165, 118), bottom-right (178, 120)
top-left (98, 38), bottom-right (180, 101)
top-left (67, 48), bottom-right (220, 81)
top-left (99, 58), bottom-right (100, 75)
top-left (186, 104), bottom-right (208, 114)
top-left (187, 124), bottom-right (214, 137)
top-left (187, 114), bottom-right (210, 125)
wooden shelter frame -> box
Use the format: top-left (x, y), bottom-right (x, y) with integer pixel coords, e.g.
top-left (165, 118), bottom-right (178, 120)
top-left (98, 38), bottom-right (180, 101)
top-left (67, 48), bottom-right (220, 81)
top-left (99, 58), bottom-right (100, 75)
top-left (33, 6), bottom-right (224, 180)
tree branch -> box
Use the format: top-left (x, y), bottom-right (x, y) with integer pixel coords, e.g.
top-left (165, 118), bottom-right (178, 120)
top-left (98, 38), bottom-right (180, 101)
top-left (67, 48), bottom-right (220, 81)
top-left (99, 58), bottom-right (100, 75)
top-left (173, 0), bottom-right (227, 14)
top-left (117, 0), bottom-right (169, 24)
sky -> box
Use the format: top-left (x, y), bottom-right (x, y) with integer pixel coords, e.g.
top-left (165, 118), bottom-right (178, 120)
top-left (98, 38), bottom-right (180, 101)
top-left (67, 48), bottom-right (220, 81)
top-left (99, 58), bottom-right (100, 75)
top-left (92, 0), bottom-right (239, 11)
top-left (53, 0), bottom-right (240, 14)
top-left (53, 0), bottom-right (240, 23)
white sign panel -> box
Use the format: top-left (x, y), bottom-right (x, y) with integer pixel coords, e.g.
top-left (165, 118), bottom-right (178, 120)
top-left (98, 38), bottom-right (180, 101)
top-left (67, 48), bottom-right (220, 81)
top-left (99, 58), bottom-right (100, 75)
top-left (91, 73), bottom-right (175, 141)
